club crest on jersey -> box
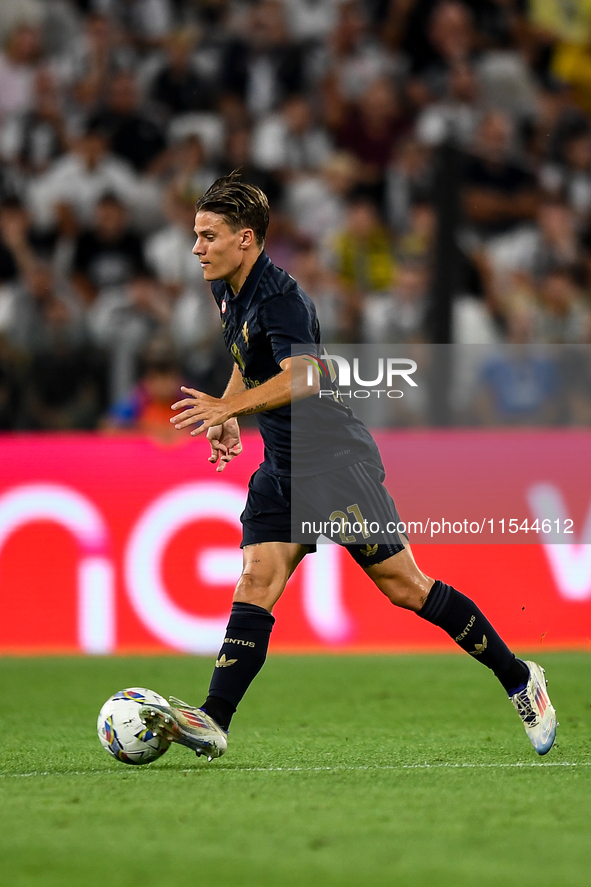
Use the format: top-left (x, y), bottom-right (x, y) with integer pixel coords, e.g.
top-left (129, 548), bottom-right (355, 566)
top-left (221, 299), bottom-right (227, 313)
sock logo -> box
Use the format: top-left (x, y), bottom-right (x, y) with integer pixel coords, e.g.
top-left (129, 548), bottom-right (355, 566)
top-left (215, 654), bottom-right (238, 668)
top-left (455, 615), bottom-right (476, 643)
top-left (224, 637), bottom-right (255, 647)
top-left (469, 635), bottom-right (488, 656)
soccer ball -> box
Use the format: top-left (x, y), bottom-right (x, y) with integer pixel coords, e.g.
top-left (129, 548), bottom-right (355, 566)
top-left (97, 687), bottom-right (172, 765)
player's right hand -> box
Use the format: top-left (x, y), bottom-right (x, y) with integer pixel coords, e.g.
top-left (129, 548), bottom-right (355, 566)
top-left (207, 419), bottom-right (242, 472)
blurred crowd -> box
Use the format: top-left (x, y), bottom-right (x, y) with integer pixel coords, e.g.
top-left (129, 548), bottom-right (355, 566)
top-left (1, 0), bottom-right (591, 432)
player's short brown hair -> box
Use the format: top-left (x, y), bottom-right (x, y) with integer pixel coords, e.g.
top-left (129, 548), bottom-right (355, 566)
top-left (195, 170), bottom-right (269, 245)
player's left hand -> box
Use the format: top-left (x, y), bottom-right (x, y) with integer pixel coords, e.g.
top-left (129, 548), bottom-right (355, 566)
top-left (171, 387), bottom-right (232, 436)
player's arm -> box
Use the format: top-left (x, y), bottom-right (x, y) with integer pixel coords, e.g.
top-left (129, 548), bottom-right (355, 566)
top-left (171, 355), bottom-right (319, 438)
top-left (227, 355), bottom-right (320, 417)
top-left (221, 363), bottom-right (247, 398)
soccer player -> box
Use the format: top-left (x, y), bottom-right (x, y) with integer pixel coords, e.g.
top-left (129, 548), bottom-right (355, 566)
top-left (139, 172), bottom-right (557, 760)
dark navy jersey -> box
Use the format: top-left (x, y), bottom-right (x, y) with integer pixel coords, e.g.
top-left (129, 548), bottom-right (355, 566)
top-left (211, 250), bottom-right (380, 476)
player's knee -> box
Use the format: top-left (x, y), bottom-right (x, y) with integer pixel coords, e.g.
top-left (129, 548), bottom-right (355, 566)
top-left (379, 578), bottom-right (430, 612)
top-left (233, 571), bottom-right (282, 611)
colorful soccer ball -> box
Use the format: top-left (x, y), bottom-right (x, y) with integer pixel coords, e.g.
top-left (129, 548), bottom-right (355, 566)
top-left (97, 688), bottom-right (172, 765)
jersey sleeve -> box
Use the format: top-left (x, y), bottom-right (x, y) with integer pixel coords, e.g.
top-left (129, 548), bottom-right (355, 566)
top-left (260, 290), bottom-right (319, 364)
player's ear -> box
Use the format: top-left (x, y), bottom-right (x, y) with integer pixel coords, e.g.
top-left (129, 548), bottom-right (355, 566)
top-left (239, 228), bottom-right (255, 249)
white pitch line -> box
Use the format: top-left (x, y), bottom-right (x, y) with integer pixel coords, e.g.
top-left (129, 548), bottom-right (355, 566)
top-left (228, 761), bottom-right (591, 773)
top-left (1, 761), bottom-right (590, 779)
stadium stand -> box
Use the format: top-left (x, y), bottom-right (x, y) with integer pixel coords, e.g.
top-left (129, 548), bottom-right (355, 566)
top-left (0, 0), bottom-right (590, 428)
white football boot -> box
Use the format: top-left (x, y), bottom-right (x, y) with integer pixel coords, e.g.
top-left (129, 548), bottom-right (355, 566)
top-left (139, 696), bottom-right (227, 761)
top-left (510, 661), bottom-right (557, 755)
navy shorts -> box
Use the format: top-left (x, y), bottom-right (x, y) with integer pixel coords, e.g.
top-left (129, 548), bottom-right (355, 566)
top-left (240, 461), bottom-right (407, 567)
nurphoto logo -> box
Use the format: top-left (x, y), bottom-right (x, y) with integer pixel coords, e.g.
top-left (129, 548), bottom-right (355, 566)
top-left (304, 353), bottom-right (418, 399)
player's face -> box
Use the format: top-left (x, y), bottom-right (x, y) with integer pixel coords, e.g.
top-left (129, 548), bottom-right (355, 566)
top-left (193, 211), bottom-right (248, 283)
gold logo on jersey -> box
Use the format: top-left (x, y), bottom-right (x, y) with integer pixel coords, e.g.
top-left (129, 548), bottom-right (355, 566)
top-left (231, 342), bottom-right (246, 373)
top-left (242, 321), bottom-right (249, 346)
top-left (360, 543), bottom-right (379, 557)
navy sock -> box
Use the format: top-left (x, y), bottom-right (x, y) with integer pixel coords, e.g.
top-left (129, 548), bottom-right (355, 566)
top-left (202, 602), bottom-right (275, 729)
top-left (418, 580), bottom-right (529, 692)
top-left (201, 695), bottom-right (235, 732)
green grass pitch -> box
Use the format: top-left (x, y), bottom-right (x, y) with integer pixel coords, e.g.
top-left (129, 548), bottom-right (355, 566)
top-left (1, 652), bottom-right (590, 887)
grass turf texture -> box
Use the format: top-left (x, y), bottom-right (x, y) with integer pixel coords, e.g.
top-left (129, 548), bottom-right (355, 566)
top-left (0, 653), bottom-right (590, 887)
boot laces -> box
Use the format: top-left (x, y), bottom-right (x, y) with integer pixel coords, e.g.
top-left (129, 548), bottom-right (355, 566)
top-left (512, 687), bottom-right (539, 726)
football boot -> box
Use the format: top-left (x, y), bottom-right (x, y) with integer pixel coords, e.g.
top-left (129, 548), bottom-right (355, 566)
top-left (139, 696), bottom-right (227, 761)
top-left (510, 660), bottom-right (557, 755)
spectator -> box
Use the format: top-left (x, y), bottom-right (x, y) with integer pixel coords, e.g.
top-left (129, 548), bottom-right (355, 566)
top-left (220, 0), bottom-right (307, 118)
top-left (385, 136), bottom-right (434, 233)
top-left (0, 197), bottom-right (46, 284)
top-left (145, 187), bottom-right (204, 293)
top-left (289, 246), bottom-right (347, 341)
top-left (487, 196), bottom-right (582, 282)
top-left (0, 67), bottom-right (67, 175)
top-left (0, 23), bottom-right (43, 119)
top-left (552, 27), bottom-right (591, 114)
top-left (541, 129), bottom-right (591, 221)
top-left (464, 111), bottom-right (539, 240)
top-left (330, 194), bottom-right (395, 295)
top-left (0, 261), bottom-right (105, 429)
top-left (220, 127), bottom-right (281, 205)
top-left (320, 0), bottom-right (400, 119)
top-left (89, 71), bottom-right (166, 173)
top-left (281, 0), bottom-right (347, 43)
top-left (96, 0), bottom-right (174, 48)
top-left (71, 193), bottom-right (145, 303)
top-left (527, 83), bottom-right (583, 165)
top-left (88, 267), bottom-right (171, 403)
top-left (535, 266), bottom-right (591, 344)
top-left (153, 133), bottom-right (216, 202)
top-left (0, 161), bottom-right (22, 206)
top-left (528, 0), bottom-right (591, 47)
top-left (334, 77), bottom-right (411, 190)
top-left (56, 13), bottom-right (129, 117)
top-left (2, 261), bottom-right (83, 351)
top-left (474, 314), bottom-right (561, 426)
top-left (286, 150), bottom-right (359, 244)
top-left (251, 94), bottom-right (333, 175)
top-left (27, 124), bottom-right (139, 231)
top-left (529, 198), bottom-right (581, 281)
top-left (144, 187), bottom-right (221, 386)
top-left (415, 61), bottom-right (480, 148)
top-left (106, 339), bottom-right (184, 441)
top-left (407, 1), bottom-right (478, 106)
top-left (150, 28), bottom-right (217, 117)
top-left (263, 206), bottom-right (302, 273)
top-left (362, 259), bottom-right (430, 344)
top-left (396, 199), bottom-right (436, 263)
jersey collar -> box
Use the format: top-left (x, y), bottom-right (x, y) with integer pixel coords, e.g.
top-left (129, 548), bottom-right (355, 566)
top-left (228, 250), bottom-right (271, 308)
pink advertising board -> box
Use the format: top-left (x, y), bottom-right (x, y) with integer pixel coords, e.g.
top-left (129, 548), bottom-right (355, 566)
top-left (0, 431), bottom-right (589, 654)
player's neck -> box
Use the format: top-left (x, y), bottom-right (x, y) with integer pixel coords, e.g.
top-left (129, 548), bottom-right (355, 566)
top-left (225, 248), bottom-right (263, 296)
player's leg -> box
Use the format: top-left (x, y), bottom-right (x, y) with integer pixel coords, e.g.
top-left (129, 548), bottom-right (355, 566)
top-left (362, 544), bottom-right (556, 754)
top-left (362, 542), bottom-right (434, 610)
top-left (140, 541), bottom-right (308, 758)
top-left (200, 541), bottom-right (309, 730)
top-left (365, 543), bottom-right (522, 681)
